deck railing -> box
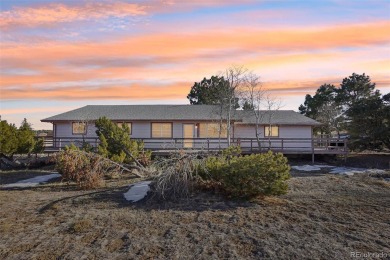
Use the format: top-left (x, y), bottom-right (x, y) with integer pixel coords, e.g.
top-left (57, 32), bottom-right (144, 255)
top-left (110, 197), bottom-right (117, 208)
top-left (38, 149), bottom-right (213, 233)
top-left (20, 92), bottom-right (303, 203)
top-left (40, 136), bottom-right (348, 155)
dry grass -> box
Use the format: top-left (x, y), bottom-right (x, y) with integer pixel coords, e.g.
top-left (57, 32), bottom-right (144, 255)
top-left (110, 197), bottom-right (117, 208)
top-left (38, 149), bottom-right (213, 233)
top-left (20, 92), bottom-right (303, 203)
top-left (69, 219), bottom-right (93, 233)
top-left (0, 170), bottom-right (389, 259)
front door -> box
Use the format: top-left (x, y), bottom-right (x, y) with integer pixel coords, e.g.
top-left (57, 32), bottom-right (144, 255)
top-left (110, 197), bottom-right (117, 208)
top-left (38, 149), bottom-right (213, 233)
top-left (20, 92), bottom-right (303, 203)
top-left (183, 124), bottom-right (195, 148)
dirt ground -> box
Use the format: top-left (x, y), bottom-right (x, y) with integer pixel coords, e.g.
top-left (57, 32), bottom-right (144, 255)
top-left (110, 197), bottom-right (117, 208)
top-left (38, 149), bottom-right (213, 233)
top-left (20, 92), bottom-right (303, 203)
top-left (288, 153), bottom-right (390, 169)
top-left (0, 166), bottom-right (389, 260)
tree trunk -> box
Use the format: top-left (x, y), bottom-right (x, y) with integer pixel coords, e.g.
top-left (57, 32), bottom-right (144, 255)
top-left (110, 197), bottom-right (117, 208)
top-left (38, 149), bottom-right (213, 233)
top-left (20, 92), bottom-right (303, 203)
top-left (227, 97), bottom-right (233, 147)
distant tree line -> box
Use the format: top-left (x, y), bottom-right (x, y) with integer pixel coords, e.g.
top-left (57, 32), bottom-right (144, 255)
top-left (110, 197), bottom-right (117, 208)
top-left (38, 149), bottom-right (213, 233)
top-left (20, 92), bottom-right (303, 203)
top-left (298, 73), bottom-right (390, 151)
top-left (187, 70), bottom-right (389, 151)
top-left (0, 118), bottom-right (45, 159)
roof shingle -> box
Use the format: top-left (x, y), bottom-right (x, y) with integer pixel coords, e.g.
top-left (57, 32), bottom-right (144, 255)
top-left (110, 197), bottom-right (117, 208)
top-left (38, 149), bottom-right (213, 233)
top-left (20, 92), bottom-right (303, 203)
top-left (41, 105), bottom-right (320, 126)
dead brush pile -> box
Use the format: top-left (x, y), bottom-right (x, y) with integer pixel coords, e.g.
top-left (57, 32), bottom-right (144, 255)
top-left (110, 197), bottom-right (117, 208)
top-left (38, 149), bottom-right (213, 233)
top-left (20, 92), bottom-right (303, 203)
top-left (151, 153), bottom-right (207, 200)
top-left (55, 149), bottom-right (110, 189)
top-left (54, 148), bottom-right (144, 189)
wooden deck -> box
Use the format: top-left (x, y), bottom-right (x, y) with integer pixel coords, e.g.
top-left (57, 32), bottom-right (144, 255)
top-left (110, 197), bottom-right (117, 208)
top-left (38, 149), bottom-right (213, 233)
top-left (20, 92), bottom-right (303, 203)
top-left (42, 137), bottom-right (348, 162)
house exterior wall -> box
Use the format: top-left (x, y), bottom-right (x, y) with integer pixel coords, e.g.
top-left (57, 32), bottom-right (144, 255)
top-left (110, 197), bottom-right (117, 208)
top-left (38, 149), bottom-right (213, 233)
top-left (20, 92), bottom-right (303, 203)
top-left (52, 120), bottom-right (227, 149)
top-left (233, 125), bottom-right (312, 138)
top-left (234, 125), bottom-right (313, 150)
top-left (233, 125), bottom-right (259, 138)
top-left (52, 121), bottom-right (313, 151)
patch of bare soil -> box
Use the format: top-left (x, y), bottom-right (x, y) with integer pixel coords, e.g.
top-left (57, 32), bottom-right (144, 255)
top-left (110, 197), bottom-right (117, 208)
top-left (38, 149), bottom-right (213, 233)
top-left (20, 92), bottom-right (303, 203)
top-left (288, 152), bottom-right (390, 170)
top-left (0, 172), bottom-right (389, 259)
top-left (344, 153), bottom-right (390, 169)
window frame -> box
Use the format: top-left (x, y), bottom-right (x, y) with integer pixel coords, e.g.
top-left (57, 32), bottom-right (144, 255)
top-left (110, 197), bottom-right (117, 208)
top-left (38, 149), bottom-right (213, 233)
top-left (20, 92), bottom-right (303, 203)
top-left (116, 122), bottom-right (132, 135)
top-left (198, 122), bottom-right (228, 138)
top-left (72, 122), bottom-right (87, 135)
top-left (264, 125), bottom-right (279, 137)
top-left (151, 122), bottom-right (173, 138)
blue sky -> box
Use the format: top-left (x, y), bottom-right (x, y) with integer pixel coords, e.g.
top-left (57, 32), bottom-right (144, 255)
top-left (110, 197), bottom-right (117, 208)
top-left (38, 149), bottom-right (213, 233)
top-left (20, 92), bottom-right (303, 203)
top-left (0, 0), bottom-right (389, 129)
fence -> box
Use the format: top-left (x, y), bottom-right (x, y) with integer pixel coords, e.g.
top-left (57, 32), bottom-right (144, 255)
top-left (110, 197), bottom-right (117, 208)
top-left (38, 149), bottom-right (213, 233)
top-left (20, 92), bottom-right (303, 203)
top-left (41, 136), bottom-right (347, 157)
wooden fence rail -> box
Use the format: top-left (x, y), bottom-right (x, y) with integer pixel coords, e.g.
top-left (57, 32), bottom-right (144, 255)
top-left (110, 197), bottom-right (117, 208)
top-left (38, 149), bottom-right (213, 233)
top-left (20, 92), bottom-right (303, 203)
top-left (40, 136), bottom-right (348, 163)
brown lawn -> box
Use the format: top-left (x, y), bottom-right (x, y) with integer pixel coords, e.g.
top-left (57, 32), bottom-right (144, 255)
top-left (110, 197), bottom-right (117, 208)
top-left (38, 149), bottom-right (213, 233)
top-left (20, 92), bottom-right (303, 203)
top-left (0, 168), bottom-right (389, 259)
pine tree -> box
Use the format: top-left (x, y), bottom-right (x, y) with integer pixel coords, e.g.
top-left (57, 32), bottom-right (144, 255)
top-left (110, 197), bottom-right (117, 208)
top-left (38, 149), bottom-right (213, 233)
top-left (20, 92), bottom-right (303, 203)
top-left (17, 118), bottom-right (36, 155)
top-left (0, 119), bottom-right (18, 158)
top-left (95, 117), bottom-right (150, 164)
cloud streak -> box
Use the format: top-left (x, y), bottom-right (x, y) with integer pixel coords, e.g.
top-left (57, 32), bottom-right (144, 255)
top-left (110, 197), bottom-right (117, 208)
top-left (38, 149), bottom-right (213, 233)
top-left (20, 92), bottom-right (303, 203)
top-left (0, 0), bottom-right (257, 31)
top-left (3, 20), bottom-right (389, 61)
top-left (2, 76), bottom-right (389, 101)
top-left (1, 21), bottom-right (389, 95)
top-left (2, 82), bottom-right (189, 100)
top-left (1, 0), bottom-right (389, 129)
top-left (0, 2), bottom-right (147, 30)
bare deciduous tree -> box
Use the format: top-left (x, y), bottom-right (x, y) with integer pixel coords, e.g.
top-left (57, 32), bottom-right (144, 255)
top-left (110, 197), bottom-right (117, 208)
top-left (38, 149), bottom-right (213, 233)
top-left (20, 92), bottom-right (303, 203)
top-left (242, 72), bottom-right (265, 149)
top-left (264, 94), bottom-right (282, 149)
top-left (316, 101), bottom-right (344, 138)
top-left (218, 66), bottom-right (248, 146)
top-left (242, 72), bottom-right (282, 150)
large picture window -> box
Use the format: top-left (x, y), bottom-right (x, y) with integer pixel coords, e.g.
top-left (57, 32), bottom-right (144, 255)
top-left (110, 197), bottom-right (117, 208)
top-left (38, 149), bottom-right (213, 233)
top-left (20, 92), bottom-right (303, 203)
top-left (117, 122), bottom-right (132, 135)
top-left (199, 123), bottom-right (227, 138)
top-left (265, 125), bottom-right (279, 137)
top-left (151, 123), bottom-right (172, 138)
top-left (72, 122), bottom-right (87, 135)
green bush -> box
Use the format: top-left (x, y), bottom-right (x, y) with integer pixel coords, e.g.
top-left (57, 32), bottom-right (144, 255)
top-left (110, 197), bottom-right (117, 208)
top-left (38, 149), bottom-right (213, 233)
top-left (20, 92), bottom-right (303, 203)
top-left (203, 150), bottom-right (290, 199)
top-left (95, 117), bottom-right (151, 165)
top-left (198, 146), bottom-right (241, 181)
top-left (32, 137), bottom-right (45, 155)
top-left (221, 145), bottom-right (242, 159)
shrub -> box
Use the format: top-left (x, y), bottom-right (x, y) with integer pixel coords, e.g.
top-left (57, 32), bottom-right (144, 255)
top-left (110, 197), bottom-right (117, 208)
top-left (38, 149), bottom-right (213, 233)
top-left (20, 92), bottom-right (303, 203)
top-left (95, 117), bottom-right (151, 165)
top-left (199, 156), bottom-right (226, 181)
top-left (32, 137), bottom-right (45, 155)
top-left (80, 140), bottom-right (94, 152)
top-left (204, 151), bottom-right (290, 199)
top-left (221, 145), bottom-right (242, 159)
top-left (55, 148), bottom-right (105, 189)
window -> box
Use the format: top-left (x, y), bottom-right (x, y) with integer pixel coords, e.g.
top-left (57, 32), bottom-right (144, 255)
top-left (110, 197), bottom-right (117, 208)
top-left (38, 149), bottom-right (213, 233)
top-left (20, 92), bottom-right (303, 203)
top-left (199, 123), bottom-right (227, 138)
top-left (151, 123), bottom-right (172, 138)
top-left (72, 122), bottom-right (87, 135)
top-left (117, 122), bottom-right (132, 135)
top-left (264, 125), bottom-right (279, 137)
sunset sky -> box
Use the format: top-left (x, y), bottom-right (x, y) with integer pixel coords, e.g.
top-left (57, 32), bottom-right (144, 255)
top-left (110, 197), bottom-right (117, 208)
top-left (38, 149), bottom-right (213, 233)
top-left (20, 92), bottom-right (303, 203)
top-left (1, 0), bottom-right (389, 130)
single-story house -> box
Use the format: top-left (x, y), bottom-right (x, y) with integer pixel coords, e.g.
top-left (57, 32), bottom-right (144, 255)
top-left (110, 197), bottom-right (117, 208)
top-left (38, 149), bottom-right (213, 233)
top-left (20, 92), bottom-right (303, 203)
top-left (41, 105), bottom-right (321, 152)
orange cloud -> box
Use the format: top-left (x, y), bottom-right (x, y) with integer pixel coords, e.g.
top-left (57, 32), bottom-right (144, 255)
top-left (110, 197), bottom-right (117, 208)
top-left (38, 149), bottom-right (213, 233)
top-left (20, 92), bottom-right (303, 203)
top-left (1, 82), bottom-right (190, 100)
top-left (2, 75), bottom-right (389, 101)
top-left (2, 20), bottom-right (389, 65)
top-left (265, 76), bottom-right (390, 94)
top-left (0, 0), bottom-right (256, 30)
top-left (1, 20), bottom-right (389, 101)
top-left (1, 21), bottom-right (388, 71)
top-left (1, 106), bottom-right (77, 115)
top-left (0, 2), bottom-right (146, 30)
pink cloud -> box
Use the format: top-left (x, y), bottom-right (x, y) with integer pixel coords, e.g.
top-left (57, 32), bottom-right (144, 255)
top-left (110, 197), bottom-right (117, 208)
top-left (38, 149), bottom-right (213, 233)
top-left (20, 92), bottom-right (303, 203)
top-left (0, 2), bottom-right (147, 30)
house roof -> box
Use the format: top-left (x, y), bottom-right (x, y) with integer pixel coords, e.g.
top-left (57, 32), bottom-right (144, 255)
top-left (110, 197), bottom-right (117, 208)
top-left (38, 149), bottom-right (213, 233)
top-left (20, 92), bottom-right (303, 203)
top-left (41, 105), bottom-right (320, 126)
top-left (41, 105), bottom-right (224, 122)
top-left (235, 110), bottom-right (321, 126)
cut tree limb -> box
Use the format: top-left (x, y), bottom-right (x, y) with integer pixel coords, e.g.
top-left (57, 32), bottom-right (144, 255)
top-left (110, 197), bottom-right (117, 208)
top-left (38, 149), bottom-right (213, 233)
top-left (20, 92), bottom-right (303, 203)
top-left (76, 150), bottom-right (146, 178)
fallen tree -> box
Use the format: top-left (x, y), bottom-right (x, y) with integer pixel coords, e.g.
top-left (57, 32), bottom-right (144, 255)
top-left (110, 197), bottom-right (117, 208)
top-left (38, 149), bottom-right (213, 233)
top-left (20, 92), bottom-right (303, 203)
top-left (55, 149), bottom-right (150, 189)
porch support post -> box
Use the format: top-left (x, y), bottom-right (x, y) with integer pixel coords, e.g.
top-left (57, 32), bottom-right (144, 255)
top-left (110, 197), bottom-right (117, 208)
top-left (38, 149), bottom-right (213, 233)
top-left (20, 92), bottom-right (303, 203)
top-left (344, 138), bottom-right (347, 163)
top-left (311, 138), bottom-right (315, 164)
